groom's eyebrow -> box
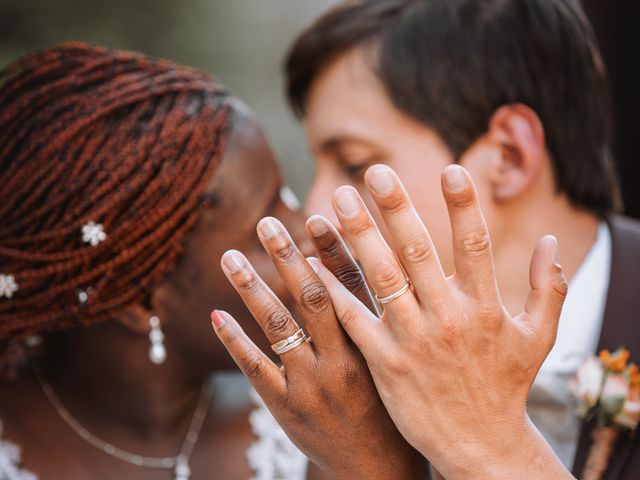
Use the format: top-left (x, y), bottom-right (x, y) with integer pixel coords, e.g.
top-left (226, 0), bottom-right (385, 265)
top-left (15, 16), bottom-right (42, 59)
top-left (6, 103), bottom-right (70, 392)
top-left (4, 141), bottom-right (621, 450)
top-left (320, 136), bottom-right (375, 154)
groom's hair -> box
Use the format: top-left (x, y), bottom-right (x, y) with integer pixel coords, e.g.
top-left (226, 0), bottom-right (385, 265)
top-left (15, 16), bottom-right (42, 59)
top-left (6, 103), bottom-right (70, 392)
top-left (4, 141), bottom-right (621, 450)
top-left (285, 0), bottom-right (621, 216)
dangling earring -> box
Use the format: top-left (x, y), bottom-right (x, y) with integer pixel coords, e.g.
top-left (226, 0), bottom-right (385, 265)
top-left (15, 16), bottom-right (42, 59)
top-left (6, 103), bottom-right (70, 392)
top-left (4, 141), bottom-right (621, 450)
top-left (148, 315), bottom-right (166, 365)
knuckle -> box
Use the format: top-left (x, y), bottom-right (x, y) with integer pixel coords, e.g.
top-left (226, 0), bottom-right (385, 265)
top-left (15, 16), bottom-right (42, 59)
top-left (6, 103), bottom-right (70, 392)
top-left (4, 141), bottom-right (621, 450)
top-left (461, 230), bottom-right (491, 258)
top-left (318, 235), bottom-right (343, 261)
top-left (236, 270), bottom-right (259, 293)
top-left (450, 188), bottom-right (476, 208)
top-left (272, 238), bottom-right (297, 263)
top-left (244, 355), bottom-right (266, 379)
top-left (299, 282), bottom-right (330, 314)
top-left (339, 306), bottom-right (361, 331)
top-left (381, 351), bottom-right (407, 376)
top-left (341, 363), bottom-right (362, 387)
top-left (334, 265), bottom-right (366, 294)
top-left (264, 308), bottom-right (293, 336)
top-left (475, 303), bottom-right (503, 330)
top-left (348, 216), bottom-right (374, 238)
top-left (372, 259), bottom-right (404, 291)
top-left (553, 274), bottom-right (569, 298)
top-left (401, 234), bottom-right (433, 265)
top-left (439, 318), bottom-right (463, 346)
top-left (379, 191), bottom-right (407, 214)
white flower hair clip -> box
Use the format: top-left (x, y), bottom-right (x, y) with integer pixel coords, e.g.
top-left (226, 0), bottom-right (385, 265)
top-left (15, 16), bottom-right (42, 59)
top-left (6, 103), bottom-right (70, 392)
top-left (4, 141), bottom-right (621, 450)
top-left (0, 274), bottom-right (18, 299)
top-left (82, 221), bottom-right (107, 246)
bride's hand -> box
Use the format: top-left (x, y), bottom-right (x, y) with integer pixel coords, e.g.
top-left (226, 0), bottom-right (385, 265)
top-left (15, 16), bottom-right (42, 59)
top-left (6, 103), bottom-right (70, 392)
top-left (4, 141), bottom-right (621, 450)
top-left (311, 164), bottom-right (572, 479)
top-left (211, 215), bottom-right (426, 479)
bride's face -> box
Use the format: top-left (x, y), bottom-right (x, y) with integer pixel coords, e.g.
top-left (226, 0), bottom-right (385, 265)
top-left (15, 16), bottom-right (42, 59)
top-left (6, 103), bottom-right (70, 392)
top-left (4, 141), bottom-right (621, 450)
top-left (153, 104), bottom-right (314, 371)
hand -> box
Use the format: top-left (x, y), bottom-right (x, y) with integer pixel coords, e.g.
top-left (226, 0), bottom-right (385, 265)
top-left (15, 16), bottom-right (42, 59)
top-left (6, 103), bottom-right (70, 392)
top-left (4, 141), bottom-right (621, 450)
top-left (210, 216), bottom-right (427, 479)
top-left (311, 164), bottom-right (572, 479)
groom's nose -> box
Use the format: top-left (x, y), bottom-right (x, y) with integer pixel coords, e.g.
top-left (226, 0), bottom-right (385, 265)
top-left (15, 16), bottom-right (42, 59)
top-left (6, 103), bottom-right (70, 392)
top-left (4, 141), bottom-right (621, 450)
top-left (304, 176), bottom-right (343, 238)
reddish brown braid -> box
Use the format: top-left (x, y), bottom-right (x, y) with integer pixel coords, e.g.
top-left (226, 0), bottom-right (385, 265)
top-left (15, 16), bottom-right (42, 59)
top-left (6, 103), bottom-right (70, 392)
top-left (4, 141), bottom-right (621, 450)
top-left (0, 42), bottom-right (231, 373)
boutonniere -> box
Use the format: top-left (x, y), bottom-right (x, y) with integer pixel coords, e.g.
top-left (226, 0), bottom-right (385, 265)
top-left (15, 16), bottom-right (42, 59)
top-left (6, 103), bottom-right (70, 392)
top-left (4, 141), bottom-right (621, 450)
top-left (571, 348), bottom-right (640, 480)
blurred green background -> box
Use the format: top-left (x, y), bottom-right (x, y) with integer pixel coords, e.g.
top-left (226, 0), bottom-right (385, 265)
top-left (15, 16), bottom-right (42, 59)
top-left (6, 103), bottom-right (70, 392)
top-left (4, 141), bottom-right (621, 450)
top-left (1, 0), bottom-right (638, 217)
top-left (0, 0), bottom-right (339, 197)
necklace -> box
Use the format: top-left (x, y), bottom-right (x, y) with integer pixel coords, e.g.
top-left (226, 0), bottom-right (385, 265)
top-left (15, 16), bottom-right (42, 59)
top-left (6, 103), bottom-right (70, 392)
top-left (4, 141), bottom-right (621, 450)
top-left (33, 362), bottom-right (213, 480)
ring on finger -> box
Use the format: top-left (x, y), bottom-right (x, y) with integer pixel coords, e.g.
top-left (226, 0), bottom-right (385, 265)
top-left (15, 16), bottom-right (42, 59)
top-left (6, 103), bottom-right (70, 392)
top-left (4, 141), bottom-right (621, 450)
top-left (271, 328), bottom-right (311, 355)
top-left (375, 279), bottom-right (412, 305)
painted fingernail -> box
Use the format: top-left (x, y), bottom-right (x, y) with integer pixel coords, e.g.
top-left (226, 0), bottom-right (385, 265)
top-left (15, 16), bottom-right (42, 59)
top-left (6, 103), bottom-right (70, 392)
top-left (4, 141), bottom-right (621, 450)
top-left (307, 215), bottom-right (328, 238)
top-left (444, 165), bottom-right (467, 192)
top-left (335, 187), bottom-right (361, 218)
top-left (221, 250), bottom-right (244, 273)
top-left (258, 217), bottom-right (283, 239)
top-left (211, 310), bottom-right (227, 329)
top-left (307, 257), bottom-right (321, 273)
top-left (368, 165), bottom-right (394, 196)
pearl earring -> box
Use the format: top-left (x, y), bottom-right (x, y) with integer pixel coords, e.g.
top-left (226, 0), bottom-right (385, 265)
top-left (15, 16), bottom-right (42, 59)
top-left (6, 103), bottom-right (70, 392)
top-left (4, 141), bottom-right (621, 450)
top-left (148, 316), bottom-right (166, 365)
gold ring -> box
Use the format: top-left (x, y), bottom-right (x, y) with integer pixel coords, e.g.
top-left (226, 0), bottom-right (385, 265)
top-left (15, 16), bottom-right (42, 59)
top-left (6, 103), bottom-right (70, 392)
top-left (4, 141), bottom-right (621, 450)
top-left (271, 328), bottom-right (309, 355)
top-left (375, 279), bottom-right (412, 304)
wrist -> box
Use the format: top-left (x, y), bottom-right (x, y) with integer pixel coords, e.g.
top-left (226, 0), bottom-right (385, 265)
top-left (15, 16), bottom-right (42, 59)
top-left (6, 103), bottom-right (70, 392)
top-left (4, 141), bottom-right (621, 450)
top-left (438, 416), bottom-right (573, 480)
top-left (328, 447), bottom-right (428, 480)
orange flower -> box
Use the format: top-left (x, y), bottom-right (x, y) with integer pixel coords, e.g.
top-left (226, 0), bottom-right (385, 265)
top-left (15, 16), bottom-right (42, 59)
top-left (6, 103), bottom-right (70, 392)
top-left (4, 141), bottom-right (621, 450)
top-left (628, 364), bottom-right (640, 387)
top-left (599, 348), bottom-right (630, 373)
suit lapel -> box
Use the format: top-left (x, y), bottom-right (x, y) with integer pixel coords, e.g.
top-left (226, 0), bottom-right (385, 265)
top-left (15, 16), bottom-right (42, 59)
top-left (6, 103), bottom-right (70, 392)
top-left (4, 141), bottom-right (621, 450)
top-left (572, 215), bottom-right (640, 479)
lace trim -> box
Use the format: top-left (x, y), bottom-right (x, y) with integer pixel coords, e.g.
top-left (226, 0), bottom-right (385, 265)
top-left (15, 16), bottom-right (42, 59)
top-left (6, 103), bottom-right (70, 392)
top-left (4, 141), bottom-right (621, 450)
top-left (246, 390), bottom-right (308, 480)
top-left (0, 422), bottom-right (37, 480)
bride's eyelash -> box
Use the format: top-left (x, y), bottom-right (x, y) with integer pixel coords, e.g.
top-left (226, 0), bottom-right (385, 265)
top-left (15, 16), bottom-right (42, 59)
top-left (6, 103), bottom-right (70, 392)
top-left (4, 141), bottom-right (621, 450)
top-left (346, 163), bottom-right (369, 177)
top-left (343, 156), bottom-right (383, 178)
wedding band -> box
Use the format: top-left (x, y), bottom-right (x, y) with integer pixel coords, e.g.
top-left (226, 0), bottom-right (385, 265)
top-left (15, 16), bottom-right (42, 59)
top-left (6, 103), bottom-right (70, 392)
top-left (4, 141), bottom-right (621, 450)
top-left (271, 328), bottom-right (309, 355)
top-left (375, 279), bottom-right (412, 304)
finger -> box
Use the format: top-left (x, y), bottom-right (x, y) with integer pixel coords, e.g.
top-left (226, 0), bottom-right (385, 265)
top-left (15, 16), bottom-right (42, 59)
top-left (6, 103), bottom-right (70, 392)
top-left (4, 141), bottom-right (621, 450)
top-left (364, 164), bottom-right (449, 305)
top-left (256, 216), bottom-right (345, 349)
top-left (306, 214), bottom-right (377, 314)
top-left (332, 186), bottom-right (420, 324)
top-left (307, 257), bottom-right (385, 358)
top-left (441, 165), bottom-right (500, 301)
top-left (220, 249), bottom-right (313, 365)
top-left (521, 235), bottom-right (568, 339)
top-left (211, 309), bottom-right (286, 403)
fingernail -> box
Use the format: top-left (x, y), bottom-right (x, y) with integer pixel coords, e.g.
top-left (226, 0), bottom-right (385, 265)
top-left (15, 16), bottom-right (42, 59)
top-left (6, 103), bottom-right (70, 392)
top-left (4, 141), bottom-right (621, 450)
top-left (335, 188), bottom-right (361, 218)
top-left (549, 236), bottom-right (560, 265)
top-left (445, 165), bottom-right (467, 192)
top-left (211, 310), bottom-right (227, 329)
top-left (307, 257), bottom-right (320, 273)
top-left (222, 250), bottom-right (244, 273)
top-left (258, 217), bottom-right (283, 239)
top-left (368, 165), bottom-right (394, 196)
top-left (307, 216), bottom-right (328, 238)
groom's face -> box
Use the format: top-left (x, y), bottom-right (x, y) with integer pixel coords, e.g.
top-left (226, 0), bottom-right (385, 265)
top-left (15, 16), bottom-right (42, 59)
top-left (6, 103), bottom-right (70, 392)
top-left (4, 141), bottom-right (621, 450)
top-left (303, 48), bottom-right (480, 275)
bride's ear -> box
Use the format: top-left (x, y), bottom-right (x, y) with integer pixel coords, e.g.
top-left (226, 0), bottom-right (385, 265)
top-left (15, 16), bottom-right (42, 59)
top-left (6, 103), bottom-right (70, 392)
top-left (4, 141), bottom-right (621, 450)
top-left (485, 104), bottom-right (546, 202)
top-left (115, 302), bottom-right (153, 335)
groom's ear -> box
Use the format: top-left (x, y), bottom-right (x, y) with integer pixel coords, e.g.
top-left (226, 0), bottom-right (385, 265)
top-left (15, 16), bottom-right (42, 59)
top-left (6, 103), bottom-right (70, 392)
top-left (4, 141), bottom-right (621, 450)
top-left (484, 104), bottom-right (547, 202)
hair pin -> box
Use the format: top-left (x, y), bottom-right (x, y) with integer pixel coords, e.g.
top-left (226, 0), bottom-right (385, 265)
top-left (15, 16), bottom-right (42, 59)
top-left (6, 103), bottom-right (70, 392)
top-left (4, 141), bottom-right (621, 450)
top-left (0, 274), bottom-right (18, 299)
top-left (82, 221), bottom-right (107, 246)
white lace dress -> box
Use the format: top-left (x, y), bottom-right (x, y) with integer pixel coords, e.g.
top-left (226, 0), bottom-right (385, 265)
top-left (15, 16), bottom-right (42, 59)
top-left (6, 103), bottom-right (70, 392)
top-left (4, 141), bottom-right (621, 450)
top-left (0, 391), bottom-right (308, 480)
top-left (0, 422), bottom-right (36, 480)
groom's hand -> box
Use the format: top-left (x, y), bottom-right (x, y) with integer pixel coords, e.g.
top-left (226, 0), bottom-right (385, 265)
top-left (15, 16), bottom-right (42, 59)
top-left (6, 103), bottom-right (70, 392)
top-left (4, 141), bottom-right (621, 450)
top-left (310, 164), bottom-right (571, 479)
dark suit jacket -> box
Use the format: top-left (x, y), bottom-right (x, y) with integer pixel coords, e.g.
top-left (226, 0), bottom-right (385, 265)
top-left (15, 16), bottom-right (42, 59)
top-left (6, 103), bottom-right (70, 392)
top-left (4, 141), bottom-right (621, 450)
top-left (572, 215), bottom-right (640, 479)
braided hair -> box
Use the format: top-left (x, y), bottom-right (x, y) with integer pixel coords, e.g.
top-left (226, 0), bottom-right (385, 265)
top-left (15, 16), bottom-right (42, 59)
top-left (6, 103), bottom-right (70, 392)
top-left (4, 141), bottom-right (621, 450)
top-left (0, 42), bottom-right (231, 374)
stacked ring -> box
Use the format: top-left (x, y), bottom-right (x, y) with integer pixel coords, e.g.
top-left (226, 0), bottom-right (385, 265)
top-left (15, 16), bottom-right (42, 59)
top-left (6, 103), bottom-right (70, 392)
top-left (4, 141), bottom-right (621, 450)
top-left (375, 279), bottom-right (412, 304)
top-left (271, 328), bottom-right (310, 355)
